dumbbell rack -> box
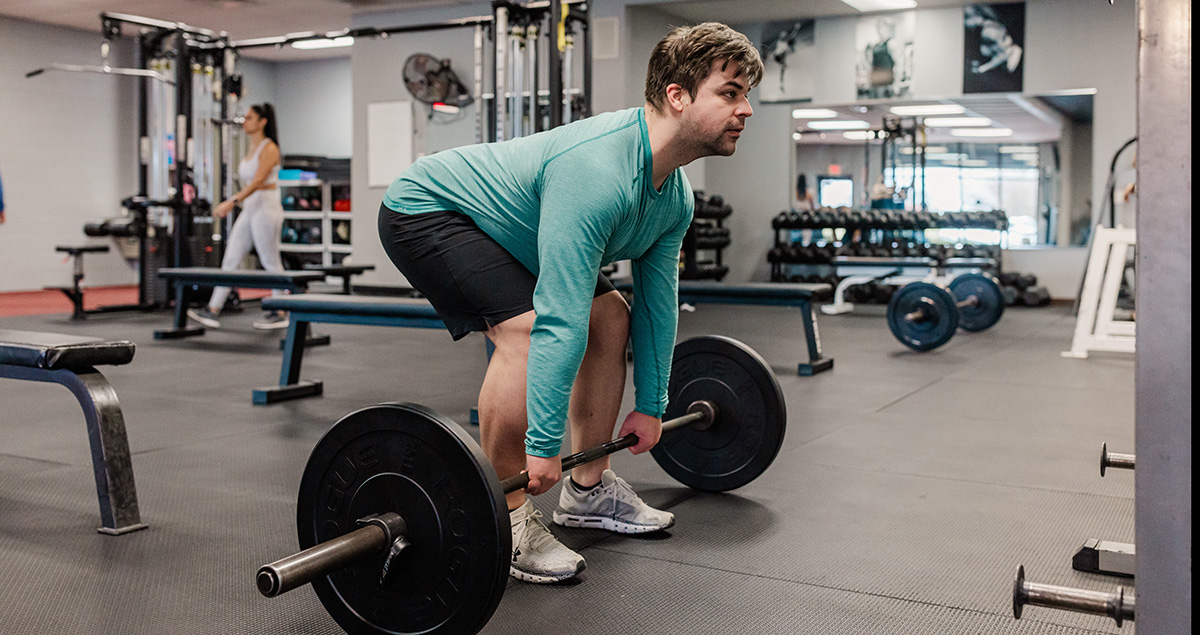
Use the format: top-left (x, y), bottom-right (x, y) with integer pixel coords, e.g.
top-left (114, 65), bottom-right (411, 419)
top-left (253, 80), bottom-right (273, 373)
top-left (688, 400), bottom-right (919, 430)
top-left (768, 207), bottom-right (1008, 305)
top-left (683, 191), bottom-right (732, 281)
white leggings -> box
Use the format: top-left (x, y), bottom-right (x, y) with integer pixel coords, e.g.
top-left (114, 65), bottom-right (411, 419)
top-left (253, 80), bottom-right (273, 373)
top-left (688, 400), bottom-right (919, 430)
top-left (208, 190), bottom-right (286, 310)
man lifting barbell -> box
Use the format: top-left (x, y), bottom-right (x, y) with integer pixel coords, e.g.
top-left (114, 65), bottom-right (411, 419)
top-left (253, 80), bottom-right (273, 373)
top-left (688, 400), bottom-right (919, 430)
top-left (377, 23), bottom-right (763, 584)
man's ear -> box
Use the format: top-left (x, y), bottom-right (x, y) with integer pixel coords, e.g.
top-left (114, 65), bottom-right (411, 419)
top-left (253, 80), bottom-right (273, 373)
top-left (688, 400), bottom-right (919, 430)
top-left (664, 83), bottom-right (690, 113)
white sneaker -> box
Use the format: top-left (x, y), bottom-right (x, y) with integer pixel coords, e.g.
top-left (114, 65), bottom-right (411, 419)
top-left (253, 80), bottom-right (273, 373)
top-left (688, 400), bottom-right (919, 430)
top-left (553, 469), bottom-right (675, 534)
top-left (509, 500), bottom-right (586, 584)
top-left (186, 307), bottom-right (221, 329)
top-left (252, 312), bottom-right (289, 330)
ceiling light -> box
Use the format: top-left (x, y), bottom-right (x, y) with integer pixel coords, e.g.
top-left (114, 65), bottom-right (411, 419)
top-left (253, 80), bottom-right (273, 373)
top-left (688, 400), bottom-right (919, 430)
top-left (807, 120), bottom-right (870, 130)
top-left (792, 108), bottom-right (839, 119)
top-left (900, 146), bottom-right (949, 155)
top-left (950, 128), bottom-right (1014, 137)
top-left (792, 132), bottom-right (803, 141)
top-left (839, 0), bottom-right (918, 12)
top-left (923, 117), bottom-right (991, 127)
top-left (927, 153), bottom-right (966, 161)
top-left (889, 104), bottom-right (965, 116)
top-left (999, 145), bottom-right (1040, 154)
top-left (960, 159), bottom-right (990, 167)
top-left (843, 131), bottom-right (876, 140)
top-left (292, 36), bottom-right (354, 50)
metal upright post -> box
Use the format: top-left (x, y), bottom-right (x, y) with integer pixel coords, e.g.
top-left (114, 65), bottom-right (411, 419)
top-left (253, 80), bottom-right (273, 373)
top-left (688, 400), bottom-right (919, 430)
top-left (1135, 0), bottom-right (1192, 632)
top-left (494, 5), bottom-right (508, 141)
top-left (548, 0), bottom-right (563, 129)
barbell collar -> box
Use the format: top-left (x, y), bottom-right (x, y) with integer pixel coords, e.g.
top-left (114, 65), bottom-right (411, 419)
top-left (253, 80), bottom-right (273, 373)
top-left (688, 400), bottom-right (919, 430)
top-left (1100, 442), bottom-right (1135, 477)
top-left (499, 401), bottom-right (714, 494)
top-left (256, 512), bottom-right (404, 598)
top-left (1012, 565), bottom-right (1135, 626)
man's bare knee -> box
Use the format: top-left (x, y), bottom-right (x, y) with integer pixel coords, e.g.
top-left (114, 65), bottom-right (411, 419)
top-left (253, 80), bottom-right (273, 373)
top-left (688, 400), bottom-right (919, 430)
top-left (589, 291), bottom-right (630, 351)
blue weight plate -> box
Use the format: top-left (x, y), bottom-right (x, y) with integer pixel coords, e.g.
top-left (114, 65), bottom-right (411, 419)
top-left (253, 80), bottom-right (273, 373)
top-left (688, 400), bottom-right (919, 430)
top-left (652, 335), bottom-right (787, 492)
top-left (297, 403), bottom-right (509, 635)
top-left (887, 282), bottom-right (959, 351)
top-left (950, 273), bottom-right (1005, 332)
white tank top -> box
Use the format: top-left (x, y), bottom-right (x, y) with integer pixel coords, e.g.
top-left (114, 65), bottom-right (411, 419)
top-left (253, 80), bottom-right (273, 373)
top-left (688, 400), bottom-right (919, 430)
top-left (239, 139), bottom-right (279, 187)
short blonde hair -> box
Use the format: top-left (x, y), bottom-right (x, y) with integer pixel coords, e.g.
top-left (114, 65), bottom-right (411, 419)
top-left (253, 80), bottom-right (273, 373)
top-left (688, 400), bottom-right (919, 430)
top-left (644, 22), bottom-right (764, 111)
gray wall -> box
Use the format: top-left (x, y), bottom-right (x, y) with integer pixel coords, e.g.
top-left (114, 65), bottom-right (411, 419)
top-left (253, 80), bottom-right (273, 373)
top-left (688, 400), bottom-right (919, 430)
top-left (0, 16), bottom-right (138, 292)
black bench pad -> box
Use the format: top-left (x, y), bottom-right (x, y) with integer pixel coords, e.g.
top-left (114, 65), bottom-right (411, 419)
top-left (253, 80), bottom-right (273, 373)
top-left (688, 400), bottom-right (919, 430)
top-left (157, 267), bottom-right (325, 287)
top-left (263, 294), bottom-right (439, 319)
top-left (0, 329), bottom-right (135, 369)
top-left (614, 280), bottom-right (832, 302)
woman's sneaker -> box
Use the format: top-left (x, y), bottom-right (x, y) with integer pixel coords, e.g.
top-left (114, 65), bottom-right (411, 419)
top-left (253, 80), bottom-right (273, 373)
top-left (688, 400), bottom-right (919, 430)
top-left (553, 470), bottom-right (675, 534)
top-left (252, 312), bottom-right (289, 330)
top-left (186, 308), bottom-right (221, 329)
top-left (509, 500), bottom-right (586, 583)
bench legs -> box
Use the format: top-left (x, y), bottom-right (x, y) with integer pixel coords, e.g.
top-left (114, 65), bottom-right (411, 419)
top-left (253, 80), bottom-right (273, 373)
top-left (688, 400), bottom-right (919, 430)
top-left (154, 283), bottom-right (204, 339)
top-left (797, 301), bottom-right (834, 376)
top-left (253, 318), bottom-right (323, 404)
top-left (0, 363), bottom-right (148, 535)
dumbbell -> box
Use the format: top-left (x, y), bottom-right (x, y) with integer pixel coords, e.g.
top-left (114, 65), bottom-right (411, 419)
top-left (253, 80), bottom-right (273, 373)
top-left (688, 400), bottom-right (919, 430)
top-left (887, 273), bottom-right (1005, 351)
top-left (1012, 566), bottom-right (1134, 626)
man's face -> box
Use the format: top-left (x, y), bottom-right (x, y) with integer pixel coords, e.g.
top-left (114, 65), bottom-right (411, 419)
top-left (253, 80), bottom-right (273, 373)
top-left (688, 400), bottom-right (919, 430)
top-left (677, 59), bottom-right (754, 158)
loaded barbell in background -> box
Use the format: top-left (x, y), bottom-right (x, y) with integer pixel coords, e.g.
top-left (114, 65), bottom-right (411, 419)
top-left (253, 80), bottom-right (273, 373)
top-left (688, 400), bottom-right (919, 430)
top-left (887, 273), bottom-right (1005, 351)
top-left (256, 335), bottom-right (787, 635)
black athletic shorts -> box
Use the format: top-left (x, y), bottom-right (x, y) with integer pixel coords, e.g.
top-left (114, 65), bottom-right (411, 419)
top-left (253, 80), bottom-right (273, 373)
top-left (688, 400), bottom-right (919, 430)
top-left (378, 203), bottom-right (616, 340)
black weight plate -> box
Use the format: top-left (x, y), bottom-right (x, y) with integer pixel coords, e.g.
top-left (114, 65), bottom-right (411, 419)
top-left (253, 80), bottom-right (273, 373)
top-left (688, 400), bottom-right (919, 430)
top-left (887, 282), bottom-right (959, 351)
top-left (949, 273), bottom-right (1005, 332)
top-left (297, 403), bottom-right (509, 635)
top-left (651, 336), bottom-right (787, 492)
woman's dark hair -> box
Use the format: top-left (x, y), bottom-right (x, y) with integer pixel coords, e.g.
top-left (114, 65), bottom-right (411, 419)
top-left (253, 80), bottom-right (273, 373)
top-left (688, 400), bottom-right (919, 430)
top-left (796, 173), bottom-right (808, 198)
top-left (250, 103), bottom-right (279, 147)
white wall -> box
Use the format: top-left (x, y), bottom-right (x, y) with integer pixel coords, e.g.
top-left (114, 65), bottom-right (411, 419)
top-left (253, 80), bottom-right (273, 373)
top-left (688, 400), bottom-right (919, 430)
top-left (0, 16), bottom-right (138, 292)
top-left (274, 58), bottom-right (353, 158)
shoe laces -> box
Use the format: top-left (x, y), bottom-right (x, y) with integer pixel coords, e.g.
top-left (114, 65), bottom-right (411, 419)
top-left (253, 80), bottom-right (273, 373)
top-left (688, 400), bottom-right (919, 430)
top-left (609, 475), bottom-right (646, 507)
top-left (518, 510), bottom-right (561, 554)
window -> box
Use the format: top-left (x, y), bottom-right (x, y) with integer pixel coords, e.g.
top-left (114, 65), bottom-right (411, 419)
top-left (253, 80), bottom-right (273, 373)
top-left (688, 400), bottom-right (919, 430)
top-left (818, 176), bottom-right (854, 208)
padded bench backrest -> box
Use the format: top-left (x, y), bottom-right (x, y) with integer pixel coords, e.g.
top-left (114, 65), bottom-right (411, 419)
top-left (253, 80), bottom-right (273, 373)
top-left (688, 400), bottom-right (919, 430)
top-left (0, 329), bottom-right (135, 370)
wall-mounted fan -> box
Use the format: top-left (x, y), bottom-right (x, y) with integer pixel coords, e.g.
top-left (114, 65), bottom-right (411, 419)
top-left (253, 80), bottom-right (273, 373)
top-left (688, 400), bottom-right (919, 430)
top-left (402, 53), bottom-right (474, 117)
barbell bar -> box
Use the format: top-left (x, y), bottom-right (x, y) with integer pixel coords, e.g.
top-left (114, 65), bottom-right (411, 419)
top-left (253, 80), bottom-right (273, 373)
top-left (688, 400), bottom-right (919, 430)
top-left (256, 335), bottom-right (786, 635)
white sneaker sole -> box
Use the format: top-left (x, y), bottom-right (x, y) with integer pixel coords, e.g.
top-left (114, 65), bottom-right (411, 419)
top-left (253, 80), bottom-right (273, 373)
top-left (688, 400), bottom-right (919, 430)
top-left (552, 511), bottom-right (674, 534)
top-left (252, 321), bottom-right (289, 330)
top-left (509, 559), bottom-right (586, 584)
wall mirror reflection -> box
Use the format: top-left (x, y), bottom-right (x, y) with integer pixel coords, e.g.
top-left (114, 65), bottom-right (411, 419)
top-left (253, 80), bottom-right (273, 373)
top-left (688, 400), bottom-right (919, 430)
top-left (789, 90), bottom-right (1094, 247)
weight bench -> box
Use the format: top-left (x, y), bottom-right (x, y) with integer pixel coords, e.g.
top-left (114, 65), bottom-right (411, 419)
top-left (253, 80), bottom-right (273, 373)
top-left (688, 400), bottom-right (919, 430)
top-left (155, 267), bottom-right (325, 340)
top-left (47, 245), bottom-right (110, 320)
top-left (301, 264), bottom-right (375, 295)
top-left (0, 329), bottom-right (147, 535)
top-left (251, 294), bottom-right (446, 404)
top-left (613, 279), bottom-right (834, 376)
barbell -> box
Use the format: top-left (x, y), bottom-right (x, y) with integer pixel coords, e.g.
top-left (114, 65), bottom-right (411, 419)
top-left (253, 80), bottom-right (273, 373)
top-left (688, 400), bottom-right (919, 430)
top-left (256, 335), bottom-right (787, 635)
top-left (887, 273), bottom-right (1005, 351)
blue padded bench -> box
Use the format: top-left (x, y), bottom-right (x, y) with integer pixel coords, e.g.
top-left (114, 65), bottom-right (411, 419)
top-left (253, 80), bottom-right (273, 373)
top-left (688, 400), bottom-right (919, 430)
top-left (613, 279), bottom-right (834, 376)
top-left (252, 294), bottom-right (445, 404)
top-left (155, 267), bottom-right (326, 340)
top-left (0, 329), bottom-right (147, 535)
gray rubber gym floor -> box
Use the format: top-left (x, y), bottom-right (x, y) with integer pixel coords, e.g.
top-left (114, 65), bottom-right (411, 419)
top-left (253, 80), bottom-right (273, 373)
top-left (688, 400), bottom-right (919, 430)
top-left (0, 296), bottom-right (1135, 634)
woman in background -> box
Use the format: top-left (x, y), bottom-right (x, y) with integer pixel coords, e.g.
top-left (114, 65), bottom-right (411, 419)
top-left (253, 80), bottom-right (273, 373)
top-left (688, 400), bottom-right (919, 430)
top-left (187, 104), bottom-right (290, 330)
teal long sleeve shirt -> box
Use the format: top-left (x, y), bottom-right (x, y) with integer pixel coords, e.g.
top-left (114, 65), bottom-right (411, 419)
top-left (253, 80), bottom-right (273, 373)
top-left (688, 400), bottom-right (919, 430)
top-left (383, 107), bottom-right (693, 457)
